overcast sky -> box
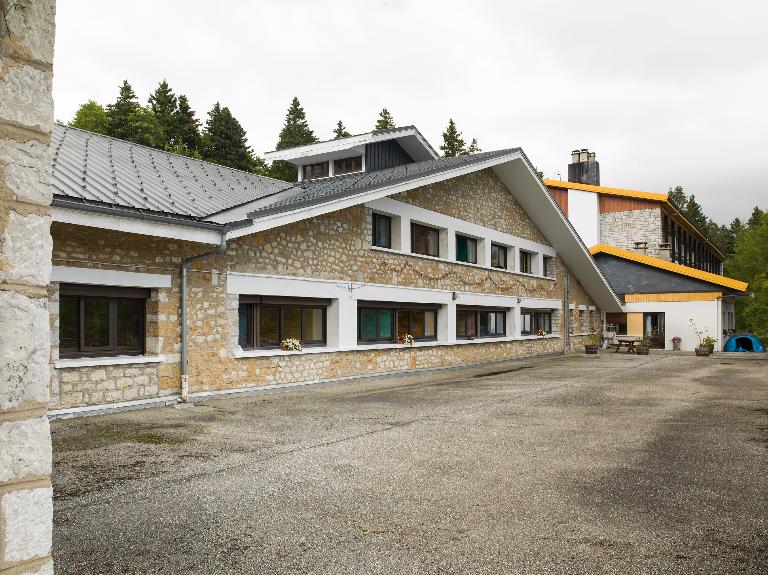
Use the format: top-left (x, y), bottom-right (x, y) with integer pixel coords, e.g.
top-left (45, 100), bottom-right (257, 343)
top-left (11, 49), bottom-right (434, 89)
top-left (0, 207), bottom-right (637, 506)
top-left (53, 1), bottom-right (767, 224)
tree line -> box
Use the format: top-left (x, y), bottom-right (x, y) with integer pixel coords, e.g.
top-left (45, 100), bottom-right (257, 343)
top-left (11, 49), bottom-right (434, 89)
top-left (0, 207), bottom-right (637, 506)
top-left (68, 80), bottom-right (482, 183)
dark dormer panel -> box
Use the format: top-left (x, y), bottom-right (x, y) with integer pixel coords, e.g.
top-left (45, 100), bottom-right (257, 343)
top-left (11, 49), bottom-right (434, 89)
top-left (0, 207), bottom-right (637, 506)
top-left (365, 140), bottom-right (414, 172)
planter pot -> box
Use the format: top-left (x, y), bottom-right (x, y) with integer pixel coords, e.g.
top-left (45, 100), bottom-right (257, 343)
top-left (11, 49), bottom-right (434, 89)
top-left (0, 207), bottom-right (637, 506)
top-left (584, 344), bottom-right (598, 354)
top-left (695, 346), bottom-right (711, 357)
top-left (672, 341), bottom-right (681, 351)
top-left (636, 346), bottom-right (650, 355)
top-left (704, 344), bottom-right (715, 355)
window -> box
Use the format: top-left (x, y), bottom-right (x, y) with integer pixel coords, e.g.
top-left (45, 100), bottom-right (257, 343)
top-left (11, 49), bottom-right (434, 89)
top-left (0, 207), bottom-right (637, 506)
top-left (456, 235), bottom-right (478, 264)
top-left (334, 156), bottom-right (363, 175)
top-left (238, 297), bottom-right (328, 349)
top-left (372, 213), bottom-right (392, 249)
top-left (456, 308), bottom-right (506, 339)
top-left (59, 284), bottom-right (148, 358)
top-left (491, 243), bottom-right (507, 269)
top-left (411, 223), bottom-right (440, 257)
top-left (358, 303), bottom-right (438, 343)
top-left (519, 250), bottom-right (534, 274)
top-left (301, 161), bottom-right (329, 180)
top-left (543, 256), bottom-right (556, 278)
top-left (520, 309), bottom-right (552, 336)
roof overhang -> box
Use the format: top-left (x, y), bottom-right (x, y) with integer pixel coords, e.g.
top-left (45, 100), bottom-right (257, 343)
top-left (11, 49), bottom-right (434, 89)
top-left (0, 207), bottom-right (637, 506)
top-left (263, 126), bottom-right (439, 165)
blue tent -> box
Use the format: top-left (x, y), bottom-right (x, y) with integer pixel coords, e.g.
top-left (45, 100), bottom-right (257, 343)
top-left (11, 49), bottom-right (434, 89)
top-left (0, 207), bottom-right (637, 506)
top-left (723, 334), bottom-right (765, 352)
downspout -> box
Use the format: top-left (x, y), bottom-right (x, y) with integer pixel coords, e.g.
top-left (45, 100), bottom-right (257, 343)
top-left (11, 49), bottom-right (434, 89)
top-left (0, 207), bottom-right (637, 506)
top-left (563, 270), bottom-right (570, 353)
top-left (180, 232), bottom-right (228, 402)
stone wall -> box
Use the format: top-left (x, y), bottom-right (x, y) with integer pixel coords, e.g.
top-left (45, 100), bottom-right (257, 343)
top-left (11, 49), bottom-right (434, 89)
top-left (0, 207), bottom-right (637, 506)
top-left (0, 1), bottom-right (56, 573)
top-left (48, 168), bottom-right (599, 408)
top-left (600, 208), bottom-right (663, 256)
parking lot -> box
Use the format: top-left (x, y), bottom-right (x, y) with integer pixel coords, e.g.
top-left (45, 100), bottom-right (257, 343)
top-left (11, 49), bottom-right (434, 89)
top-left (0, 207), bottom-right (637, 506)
top-left (52, 352), bottom-right (768, 574)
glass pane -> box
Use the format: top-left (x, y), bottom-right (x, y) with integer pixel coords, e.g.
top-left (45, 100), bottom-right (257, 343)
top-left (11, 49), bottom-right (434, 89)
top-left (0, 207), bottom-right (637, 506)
top-left (361, 309), bottom-right (378, 340)
top-left (427, 228), bottom-right (439, 257)
top-left (456, 311), bottom-right (466, 337)
top-left (479, 311), bottom-right (494, 336)
top-left (397, 310), bottom-right (410, 338)
top-left (466, 312), bottom-right (477, 337)
top-left (238, 304), bottom-right (251, 346)
top-left (60, 297), bottom-right (79, 350)
top-left (496, 312), bottom-right (506, 335)
top-left (410, 311), bottom-right (425, 338)
top-left (83, 299), bottom-right (110, 348)
top-left (378, 309), bottom-right (393, 339)
top-left (116, 299), bottom-right (143, 349)
top-left (457, 236), bottom-right (468, 262)
top-left (373, 214), bottom-right (391, 248)
top-left (412, 225), bottom-right (426, 255)
top-left (467, 238), bottom-right (477, 263)
top-left (303, 308), bottom-right (323, 342)
top-left (259, 306), bottom-right (280, 346)
top-left (424, 311), bottom-right (436, 337)
top-left (521, 314), bottom-right (532, 335)
top-left (283, 307), bottom-right (302, 341)
top-left (492, 245), bottom-right (506, 268)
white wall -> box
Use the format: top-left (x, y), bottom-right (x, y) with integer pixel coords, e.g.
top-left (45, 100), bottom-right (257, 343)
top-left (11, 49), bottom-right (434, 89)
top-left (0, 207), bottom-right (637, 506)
top-left (622, 300), bottom-right (721, 351)
top-left (567, 189), bottom-right (600, 247)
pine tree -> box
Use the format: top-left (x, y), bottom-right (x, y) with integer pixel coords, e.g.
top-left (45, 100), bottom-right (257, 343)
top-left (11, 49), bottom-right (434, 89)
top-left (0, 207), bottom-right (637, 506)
top-left (271, 97), bottom-right (318, 182)
top-left (201, 102), bottom-right (258, 173)
top-left (375, 108), bottom-right (396, 130)
top-left (667, 185), bottom-right (687, 209)
top-left (174, 94), bottom-right (202, 153)
top-left (106, 80), bottom-right (141, 141)
top-left (748, 206), bottom-right (765, 229)
top-left (333, 120), bottom-right (351, 139)
top-left (69, 100), bottom-right (110, 135)
top-left (148, 80), bottom-right (178, 147)
top-left (465, 138), bottom-right (481, 155)
top-left (684, 195), bottom-right (708, 231)
top-left (126, 106), bottom-right (166, 148)
top-left (440, 119), bottom-right (466, 157)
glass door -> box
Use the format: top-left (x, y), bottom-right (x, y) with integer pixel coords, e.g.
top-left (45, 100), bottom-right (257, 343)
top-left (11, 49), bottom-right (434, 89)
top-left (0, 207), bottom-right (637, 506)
top-left (643, 313), bottom-right (665, 348)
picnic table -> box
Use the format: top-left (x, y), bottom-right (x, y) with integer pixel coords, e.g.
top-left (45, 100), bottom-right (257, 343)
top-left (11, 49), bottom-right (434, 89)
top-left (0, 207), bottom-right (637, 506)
top-left (611, 337), bottom-right (638, 353)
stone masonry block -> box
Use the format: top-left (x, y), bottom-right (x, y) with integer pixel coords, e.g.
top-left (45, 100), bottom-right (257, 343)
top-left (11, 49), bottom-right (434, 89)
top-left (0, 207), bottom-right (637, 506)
top-left (0, 211), bottom-right (52, 285)
top-left (0, 64), bottom-right (53, 133)
top-left (1, 487), bottom-right (53, 563)
top-left (0, 290), bottom-right (49, 409)
top-left (1, 0), bottom-right (56, 64)
top-left (0, 136), bottom-right (52, 205)
top-left (0, 416), bottom-right (51, 483)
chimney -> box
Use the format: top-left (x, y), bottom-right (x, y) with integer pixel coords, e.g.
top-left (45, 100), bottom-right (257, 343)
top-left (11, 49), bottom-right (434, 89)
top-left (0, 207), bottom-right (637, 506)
top-left (658, 242), bottom-right (671, 261)
top-left (568, 148), bottom-right (600, 186)
top-left (633, 241), bottom-right (648, 255)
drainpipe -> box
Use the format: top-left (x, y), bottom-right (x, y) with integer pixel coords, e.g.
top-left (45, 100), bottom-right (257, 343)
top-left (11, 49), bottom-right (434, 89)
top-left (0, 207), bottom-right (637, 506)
top-left (180, 233), bottom-right (228, 402)
top-left (563, 270), bottom-right (570, 353)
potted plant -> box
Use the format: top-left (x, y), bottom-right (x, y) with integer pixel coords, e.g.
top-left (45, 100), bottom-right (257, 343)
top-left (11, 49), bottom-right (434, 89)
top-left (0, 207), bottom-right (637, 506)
top-left (701, 335), bottom-right (717, 356)
top-left (280, 338), bottom-right (302, 352)
top-left (584, 330), bottom-right (600, 354)
top-left (536, 330), bottom-right (548, 338)
top-left (689, 319), bottom-right (714, 356)
top-left (671, 336), bottom-right (682, 351)
top-left (635, 338), bottom-right (651, 355)
top-left (397, 334), bottom-right (414, 347)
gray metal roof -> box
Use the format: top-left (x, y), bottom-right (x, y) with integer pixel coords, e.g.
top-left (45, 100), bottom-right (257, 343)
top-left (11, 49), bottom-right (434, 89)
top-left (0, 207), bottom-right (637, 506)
top-left (51, 123), bottom-right (291, 220)
top-left (247, 149), bottom-right (519, 218)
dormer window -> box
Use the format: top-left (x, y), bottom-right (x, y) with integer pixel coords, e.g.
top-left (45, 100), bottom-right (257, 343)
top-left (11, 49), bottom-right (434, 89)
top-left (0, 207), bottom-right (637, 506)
top-left (302, 161), bottom-right (329, 180)
top-left (334, 155), bottom-right (363, 176)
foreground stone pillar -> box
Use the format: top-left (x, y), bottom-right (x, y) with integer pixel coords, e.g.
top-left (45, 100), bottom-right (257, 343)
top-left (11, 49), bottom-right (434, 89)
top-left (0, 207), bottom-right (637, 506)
top-left (0, 1), bottom-right (56, 573)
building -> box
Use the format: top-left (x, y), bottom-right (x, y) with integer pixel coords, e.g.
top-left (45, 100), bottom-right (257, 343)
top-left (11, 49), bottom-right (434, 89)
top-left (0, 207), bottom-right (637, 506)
top-left (545, 150), bottom-right (747, 351)
top-left (47, 125), bottom-right (621, 414)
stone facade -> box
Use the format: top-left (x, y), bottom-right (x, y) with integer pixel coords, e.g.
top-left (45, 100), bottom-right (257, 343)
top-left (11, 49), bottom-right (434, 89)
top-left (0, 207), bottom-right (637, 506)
top-left (0, 1), bottom-right (56, 573)
top-left (600, 208), bottom-right (663, 257)
top-left (48, 168), bottom-right (600, 410)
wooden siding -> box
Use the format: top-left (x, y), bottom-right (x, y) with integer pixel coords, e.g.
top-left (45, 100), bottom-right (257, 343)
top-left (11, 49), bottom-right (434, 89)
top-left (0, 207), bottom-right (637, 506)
top-left (547, 186), bottom-right (568, 215)
top-left (624, 292), bottom-right (722, 303)
top-left (599, 195), bottom-right (657, 213)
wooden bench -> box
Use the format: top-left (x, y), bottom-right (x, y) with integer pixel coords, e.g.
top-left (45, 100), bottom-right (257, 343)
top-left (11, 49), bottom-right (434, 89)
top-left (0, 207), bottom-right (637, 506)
top-left (611, 338), bottom-right (637, 353)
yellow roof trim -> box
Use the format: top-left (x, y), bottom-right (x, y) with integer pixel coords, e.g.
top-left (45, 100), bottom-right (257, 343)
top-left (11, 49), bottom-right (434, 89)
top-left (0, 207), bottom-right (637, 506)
top-left (624, 292), bottom-right (722, 303)
top-left (543, 179), bottom-right (668, 202)
top-left (589, 244), bottom-right (748, 292)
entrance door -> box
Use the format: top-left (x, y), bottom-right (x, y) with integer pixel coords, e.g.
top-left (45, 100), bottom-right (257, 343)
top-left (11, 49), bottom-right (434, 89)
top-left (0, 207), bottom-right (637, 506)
top-left (643, 313), bottom-right (665, 348)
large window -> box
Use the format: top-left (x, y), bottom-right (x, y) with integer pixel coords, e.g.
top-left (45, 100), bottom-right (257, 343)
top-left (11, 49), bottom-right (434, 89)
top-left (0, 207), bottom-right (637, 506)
top-left (358, 303), bottom-right (438, 343)
top-left (334, 156), bottom-right (362, 175)
top-left (456, 234), bottom-right (478, 264)
top-left (520, 309), bottom-right (552, 336)
top-left (411, 223), bottom-right (440, 257)
top-left (543, 256), bottom-right (556, 278)
top-left (372, 212), bottom-right (392, 249)
top-left (238, 297), bottom-right (328, 349)
top-left (59, 284), bottom-right (148, 358)
top-left (456, 307), bottom-right (506, 339)
top-left (301, 161), bottom-right (329, 180)
top-left (519, 250), bottom-right (534, 274)
top-left (491, 243), bottom-right (507, 269)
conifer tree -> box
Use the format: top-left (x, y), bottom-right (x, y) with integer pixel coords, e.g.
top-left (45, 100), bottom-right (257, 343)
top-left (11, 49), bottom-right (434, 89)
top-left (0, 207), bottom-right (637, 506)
top-left (684, 195), bottom-right (708, 231)
top-left (148, 80), bottom-right (178, 147)
top-left (126, 106), bottom-right (166, 148)
top-left (748, 206), bottom-right (765, 229)
top-left (374, 108), bottom-right (396, 130)
top-left (271, 97), bottom-right (318, 181)
top-left (201, 102), bottom-right (258, 173)
top-left (106, 80), bottom-right (140, 141)
top-left (69, 100), bottom-right (110, 135)
top-left (333, 120), bottom-right (351, 139)
top-left (440, 119), bottom-right (466, 157)
top-left (174, 94), bottom-right (202, 153)
top-left (465, 138), bottom-right (481, 154)
top-left (668, 185), bottom-right (687, 209)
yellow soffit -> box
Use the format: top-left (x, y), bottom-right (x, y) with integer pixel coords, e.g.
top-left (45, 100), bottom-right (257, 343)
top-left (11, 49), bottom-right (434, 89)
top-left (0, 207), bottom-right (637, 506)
top-left (542, 179), bottom-right (668, 202)
top-left (589, 244), bottom-right (748, 292)
top-left (624, 292), bottom-right (722, 303)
